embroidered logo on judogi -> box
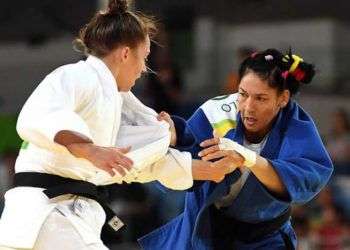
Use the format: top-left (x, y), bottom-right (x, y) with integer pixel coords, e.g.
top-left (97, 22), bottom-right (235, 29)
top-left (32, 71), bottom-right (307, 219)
top-left (108, 216), bottom-right (125, 231)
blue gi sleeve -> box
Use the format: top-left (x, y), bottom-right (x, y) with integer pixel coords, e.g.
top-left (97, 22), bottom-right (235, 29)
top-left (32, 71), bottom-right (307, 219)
top-left (171, 115), bottom-right (197, 153)
top-left (270, 108), bottom-right (333, 204)
top-left (172, 109), bottom-right (214, 157)
top-left (172, 109), bottom-right (218, 190)
top-left (152, 109), bottom-right (216, 193)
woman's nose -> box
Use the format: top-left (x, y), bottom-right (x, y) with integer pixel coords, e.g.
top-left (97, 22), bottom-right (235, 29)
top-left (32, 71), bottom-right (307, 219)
top-left (245, 97), bottom-right (255, 110)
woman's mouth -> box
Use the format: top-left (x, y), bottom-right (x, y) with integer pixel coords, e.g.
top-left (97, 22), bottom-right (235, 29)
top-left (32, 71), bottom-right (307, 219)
top-left (244, 117), bottom-right (257, 127)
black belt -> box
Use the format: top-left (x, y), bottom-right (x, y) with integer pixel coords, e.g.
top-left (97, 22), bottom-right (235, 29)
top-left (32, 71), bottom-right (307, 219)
top-left (14, 172), bottom-right (125, 238)
top-left (210, 205), bottom-right (293, 249)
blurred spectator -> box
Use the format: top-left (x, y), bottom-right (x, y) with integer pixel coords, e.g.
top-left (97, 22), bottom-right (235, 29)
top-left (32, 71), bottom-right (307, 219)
top-left (292, 206), bottom-right (313, 250)
top-left (291, 186), bottom-right (348, 249)
top-left (292, 187), bottom-right (350, 250)
top-left (326, 108), bottom-right (350, 174)
top-left (222, 46), bottom-right (256, 94)
top-left (326, 108), bottom-right (350, 221)
top-left (0, 150), bottom-right (17, 215)
top-left (141, 28), bottom-right (184, 115)
top-left (313, 205), bottom-right (347, 250)
top-left (343, 220), bottom-right (350, 249)
top-left (0, 150), bottom-right (17, 193)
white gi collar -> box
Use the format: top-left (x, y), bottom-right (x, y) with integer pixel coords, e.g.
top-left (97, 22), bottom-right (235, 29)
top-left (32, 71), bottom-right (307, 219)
top-left (86, 55), bottom-right (119, 94)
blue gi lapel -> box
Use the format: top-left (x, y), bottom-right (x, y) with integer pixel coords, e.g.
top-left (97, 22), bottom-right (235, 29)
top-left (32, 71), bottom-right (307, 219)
top-left (260, 101), bottom-right (292, 159)
top-left (203, 112), bottom-right (244, 206)
top-left (192, 113), bottom-right (243, 246)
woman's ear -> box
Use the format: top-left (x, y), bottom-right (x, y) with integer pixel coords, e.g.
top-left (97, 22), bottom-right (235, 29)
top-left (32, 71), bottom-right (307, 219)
top-left (112, 46), bottom-right (130, 63)
top-left (120, 46), bottom-right (130, 62)
top-left (279, 90), bottom-right (290, 108)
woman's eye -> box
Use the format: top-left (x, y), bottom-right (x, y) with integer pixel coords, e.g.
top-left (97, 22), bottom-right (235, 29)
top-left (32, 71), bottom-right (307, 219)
top-left (239, 92), bottom-right (247, 98)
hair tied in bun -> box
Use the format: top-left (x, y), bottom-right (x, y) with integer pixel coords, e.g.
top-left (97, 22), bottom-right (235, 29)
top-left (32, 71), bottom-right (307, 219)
top-left (108, 0), bottom-right (129, 15)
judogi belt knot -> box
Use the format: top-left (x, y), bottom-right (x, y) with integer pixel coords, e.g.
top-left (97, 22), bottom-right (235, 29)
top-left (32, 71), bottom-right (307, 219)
top-left (14, 172), bottom-right (125, 235)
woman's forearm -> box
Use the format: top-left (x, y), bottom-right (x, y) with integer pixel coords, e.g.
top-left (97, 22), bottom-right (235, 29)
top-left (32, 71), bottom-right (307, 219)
top-left (247, 155), bottom-right (287, 198)
top-left (54, 130), bottom-right (95, 159)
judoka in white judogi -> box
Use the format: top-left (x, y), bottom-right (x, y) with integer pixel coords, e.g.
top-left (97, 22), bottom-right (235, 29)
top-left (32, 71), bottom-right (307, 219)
top-left (0, 56), bottom-right (192, 249)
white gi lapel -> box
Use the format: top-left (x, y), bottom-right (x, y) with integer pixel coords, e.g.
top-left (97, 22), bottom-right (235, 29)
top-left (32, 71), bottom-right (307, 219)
top-left (116, 92), bottom-right (171, 179)
top-left (86, 56), bottom-right (122, 146)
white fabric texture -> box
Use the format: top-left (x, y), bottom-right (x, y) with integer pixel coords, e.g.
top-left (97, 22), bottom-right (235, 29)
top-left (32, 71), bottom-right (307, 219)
top-left (0, 56), bottom-right (192, 249)
top-left (34, 209), bottom-right (108, 250)
top-left (0, 187), bottom-right (57, 249)
top-left (0, 207), bottom-right (108, 250)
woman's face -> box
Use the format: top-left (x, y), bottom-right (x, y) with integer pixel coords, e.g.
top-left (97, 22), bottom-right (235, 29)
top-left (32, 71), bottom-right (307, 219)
top-left (238, 72), bottom-right (289, 141)
top-left (117, 35), bottom-right (150, 92)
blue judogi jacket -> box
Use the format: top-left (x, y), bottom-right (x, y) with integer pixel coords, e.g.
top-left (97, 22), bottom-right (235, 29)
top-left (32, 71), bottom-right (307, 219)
top-left (139, 95), bottom-right (333, 250)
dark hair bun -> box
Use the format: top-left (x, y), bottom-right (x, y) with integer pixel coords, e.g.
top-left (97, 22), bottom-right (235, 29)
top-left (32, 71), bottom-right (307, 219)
top-left (282, 49), bottom-right (315, 84)
top-left (108, 0), bottom-right (129, 15)
top-left (239, 48), bottom-right (316, 96)
top-left (297, 61), bottom-right (315, 84)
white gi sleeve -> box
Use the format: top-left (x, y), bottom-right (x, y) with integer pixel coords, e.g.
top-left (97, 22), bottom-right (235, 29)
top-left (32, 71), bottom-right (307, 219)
top-left (108, 136), bottom-right (193, 190)
top-left (155, 149), bottom-right (193, 190)
top-left (17, 69), bottom-right (96, 152)
top-left (119, 149), bottom-right (193, 190)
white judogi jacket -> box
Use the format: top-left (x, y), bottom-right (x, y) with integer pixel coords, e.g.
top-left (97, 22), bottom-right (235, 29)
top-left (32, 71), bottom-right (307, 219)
top-left (0, 56), bottom-right (192, 248)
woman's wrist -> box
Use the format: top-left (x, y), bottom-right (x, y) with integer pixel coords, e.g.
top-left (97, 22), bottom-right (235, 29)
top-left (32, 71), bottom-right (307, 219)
top-left (54, 130), bottom-right (96, 160)
top-left (192, 159), bottom-right (211, 180)
top-left (170, 126), bottom-right (177, 146)
top-left (192, 159), bottom-right (225, 183)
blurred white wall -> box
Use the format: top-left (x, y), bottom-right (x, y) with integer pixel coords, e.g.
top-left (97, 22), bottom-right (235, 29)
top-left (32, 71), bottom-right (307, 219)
top-left (297, 94), bottom-right (350, 138)
top-left (217, 19), bottom-right (336, 91)
top-left (186, 18), bottom-right (348, 96)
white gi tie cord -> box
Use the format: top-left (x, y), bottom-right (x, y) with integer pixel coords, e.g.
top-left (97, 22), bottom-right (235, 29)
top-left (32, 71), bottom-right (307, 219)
top-left (218, 138), bottom-right (257, 168)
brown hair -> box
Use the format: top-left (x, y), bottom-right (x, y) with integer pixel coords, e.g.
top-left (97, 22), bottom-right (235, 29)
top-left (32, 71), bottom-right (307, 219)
top-left (73, 0), bottom-right (157, 57)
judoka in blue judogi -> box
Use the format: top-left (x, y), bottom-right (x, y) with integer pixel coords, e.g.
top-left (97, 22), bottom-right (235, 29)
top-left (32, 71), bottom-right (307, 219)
top-left (139, 49), bottom-right (333, 250)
